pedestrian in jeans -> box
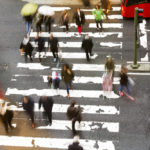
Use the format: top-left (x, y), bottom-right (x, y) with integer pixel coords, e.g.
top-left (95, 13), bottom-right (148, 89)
top-left (92, 5), bottom-right (103, 31)
top-left (119, 66), bottom-right (130, 96)
top-left (61, 64), bottom-right (74, 99)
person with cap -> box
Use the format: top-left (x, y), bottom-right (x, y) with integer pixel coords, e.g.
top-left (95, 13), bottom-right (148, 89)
top-left (39, 96), bottom-right (54, 125)
top-left (81, 34), bottom-right (94, 61)
top-left (68, 135), bottom-right (83, 150)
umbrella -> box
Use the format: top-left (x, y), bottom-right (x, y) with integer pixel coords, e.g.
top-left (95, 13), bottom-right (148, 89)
top-left (21, 3), bottom-right (38, 16)
top-left (38, 5), bottom-right (55, 16)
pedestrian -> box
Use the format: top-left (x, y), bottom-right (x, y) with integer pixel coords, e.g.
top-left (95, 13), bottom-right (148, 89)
top-left (67, 100), bottom-right (82, 134)
top-left (101, 0), bottom-right (111, 19)
top-left (61, 64), bottom-right (74, 98)
top-left (35, 33), bottom-right (45, 62)
top-left (24, 40), bottom-right (34, 62)
top-left (48, 33), bottom-right (59, 62)
top-left (23, 15), bottom-right (33, 34)
top-left (60, 10), bottom-right (69, 32)
top-left (73, 8), bottom-right (85, 34)
top-left (34, 13), bottom-right (43, 33)
top-left (68, 135), bottom-right (83, 150)
top-left (119, 65), bottom-right (130, 96)
top-left (92, 5), bottom-right (104, 31)
top-left (39, 96), bottom-right (54, 125)
top-left (22, 96), bottom-right (35, 128)
top-left (0, 101), bottom-right (14, 133)
top-left (44, 16), bottom-right (53, 33)
top-left (47, 71), bottom-right (61, 89)
top-left (81, 34), bottom-right (93, 61)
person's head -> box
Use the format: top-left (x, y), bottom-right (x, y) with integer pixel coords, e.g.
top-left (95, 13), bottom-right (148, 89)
top-left (121, 65), bottom-right (128, 73)
top-left (42, 96), bottom-right (47, 101)
top-left (63, 63), bottom-right (69, 71)
top-left (77, 8), bottom-right (80, 13)
top-left (96, 5), bottom-right (100, 10)
top-left (50, 33), bottom-right (53, 39)
top-left (73, 135), bottom-right (79, 143)
top-left (85, 34), bottom-right (89, 40)
top-left (24, 96), bottom-right (29, 104)
top-left (70, 100), bottom-right (76, 107)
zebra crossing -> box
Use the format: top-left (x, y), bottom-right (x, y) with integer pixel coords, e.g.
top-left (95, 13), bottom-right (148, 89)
top-left (0, 6), bottom-right (124, 150)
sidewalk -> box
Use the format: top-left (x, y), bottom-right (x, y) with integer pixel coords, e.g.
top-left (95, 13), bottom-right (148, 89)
top-left (22, 0), bottom-right (121, 5)
top-left (127, 62), bottom-right (150, 72)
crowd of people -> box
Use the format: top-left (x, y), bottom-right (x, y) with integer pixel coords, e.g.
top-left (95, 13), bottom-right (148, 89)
top-left (0, 0), bottom-right (136, 149)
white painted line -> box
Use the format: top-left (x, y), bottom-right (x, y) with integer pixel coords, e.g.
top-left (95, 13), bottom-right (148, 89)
top-left (47, 7), bottom-right (71, 11)
top-left (33, 52), bottom-right (98, 59)
top-left (30, 32), bottom-right (123, 38)
top-left (42, 75), bottom-right (120, 84)
top-left (100, 42), bottom-right (122, 48)
top-left (9, 103), bottom-right (119, 115)
top-left (81, 7), bottom-right (120, 12)
top-left (53, 23), bottom-right (77, 28)
top-left (112, 7), bottom-right (121, 11)
top-left (89, 23), bottom-right (123, 28)
top-left (16, 63), bottom-right (121, 71)
top-left (5, 88), bottom-right (120, 99)
top-left (17, 63), bottom-right (50, 70)
top-left (85, 14), bottom-right (123, 20)
top-left (128, 72), bottom-right (150, 76)
top-left (127, 61), bottom-right (150, 64)
top-left (37, 120), bottom-right (119, 132)
top-left (0, 135), bottom-right (116, 150)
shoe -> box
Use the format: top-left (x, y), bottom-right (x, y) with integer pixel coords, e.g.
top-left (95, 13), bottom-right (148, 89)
top-left (119, 91), bottom-right (124, 96)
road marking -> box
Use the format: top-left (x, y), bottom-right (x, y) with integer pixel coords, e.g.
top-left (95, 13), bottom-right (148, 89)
top-left (33, 52), bottom-right (98, 59)
top-left (5, 88), bottom-right (119, 99)
top-left (10, 103), bottom-right (119, 115)
top-left (42, 75), bottom-right (120, 84)
top-left (17, 63), bottom-right (50, 70)
top-left (85, 14), bottom-right (123, 20)
top-left (16, 63), bottom-right (121, 71)
top-left (37, 120), bottom-right (119, 132)
top-left (128, 72), bottom-right (150, 76)
top-left (89, 23), bottom-right (123, 28)
top-left (100, 42), bottom-right (122, 48)
top-left (30, 32), bottom-right (123, 38)
top-left (81, 7), bottom-right (121, 12)
top-left (0, 135), bottom-right (116, 150)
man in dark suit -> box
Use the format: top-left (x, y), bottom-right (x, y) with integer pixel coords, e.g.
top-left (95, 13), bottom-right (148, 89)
top-left (39, 96), bottom-right (54, 125)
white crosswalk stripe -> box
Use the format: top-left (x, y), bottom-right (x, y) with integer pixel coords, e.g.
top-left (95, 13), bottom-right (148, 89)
top-left (3, 6), bottom-right (123, 150)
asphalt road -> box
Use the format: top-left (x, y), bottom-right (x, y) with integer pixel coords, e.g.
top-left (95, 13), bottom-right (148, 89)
top-left (0, 0), bottom-right (150, 150)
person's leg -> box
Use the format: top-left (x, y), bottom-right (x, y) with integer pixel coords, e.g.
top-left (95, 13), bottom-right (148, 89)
top-left (47, 111), bottom-right (52, 125)
top-left (100, 20), bottom-right (103, 29)
top-left (96, 20), bottom-right (99, 29)
top-left (126, 83), bottom-right (131, 95)
top-left (65, 83), bottom-right (70, 98)
top-left (2, 115), bottom-right (9, 133)
top-left (86, 52), bottom-right (90, 61)
top-left (24, 52), bottom-right (28, 62)
top-left (78, 26), bottom-right (81, 34)
top-left (25, 21), bottom-right (29, 34)
top-left (7, 110), bottom-right (14, 129)
top-left (72, 118), bottom-right (76, 134)
top-left (29, 111), bottom-right (35, 128)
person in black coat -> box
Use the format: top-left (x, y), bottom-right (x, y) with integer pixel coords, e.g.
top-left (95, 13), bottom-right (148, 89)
top-left (48, 33), bottom-right (59, 62)
top-left (73, 8), bottom-right (85, 34)
top-left (67, 100), bottom-right (82, 134)
top-left (39, 96), bottom-right (54, 125)
top-left (68, 135), bottom-right (83, 150)
top-left (81, 34), bottom-right (93, 61)
top-left (24, 42), bottom-right (34, 62)
top-left (35, 33), bottom-right (45, 62)
top-left (22, 96), bottom-right (35, 128)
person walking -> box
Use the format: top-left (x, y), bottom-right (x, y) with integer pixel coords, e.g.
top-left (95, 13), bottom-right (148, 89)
top-left (101, 0), bottom-right (111, 19)
top-left (0, 101), bottom-right (14, 133)
top-left (68, 135), bottom-right (83, 150)
top-left (22, 96), bottom-right (35, 128)
top-left (92, 5), bottom-right (104, 31)
top-left (60, 10), bottom-right (69, 32)
top-left (81, 34), bottom-right (93, 61)
top-left (73, 8), bottom-right (85, 34)
top-left (44, 16), bottom-right (53, 33)
top-left (67, 100), bottom-right (82, 134)
top-left (24, 15), bottom-right (33, 34)
top-left (35, 33), bottom-right (45, 62)
top-left (119, 65), bottom-right (130, 96)
top-left (48, 33), bottom-right (59, 62)
top-left (39, 96), bottom-right (54, 125)
top-left (34, 13), bottom-right (43, 33)
top-left (61, 64), bottom-right (74, 98)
